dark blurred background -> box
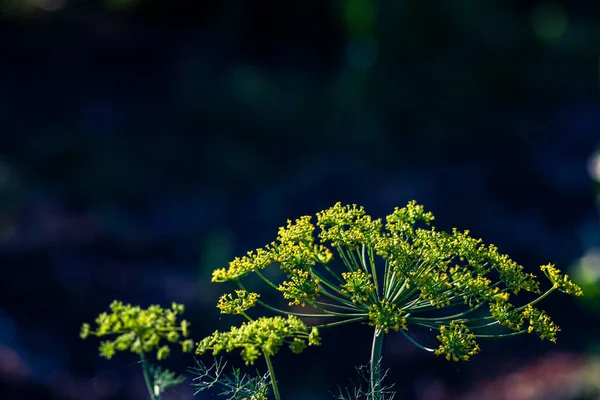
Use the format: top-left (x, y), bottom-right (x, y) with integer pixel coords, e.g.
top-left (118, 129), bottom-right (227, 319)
top-left (1, 0), bottom-right (600, 399)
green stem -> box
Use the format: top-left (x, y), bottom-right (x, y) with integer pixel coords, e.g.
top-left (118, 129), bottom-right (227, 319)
top-left (399, 329), bottom-right (436, 352)
top-left (313, 300), bottom-right (364, 312)
top-left (319, 261), bottom-right (345, 283)
top-left (139, 350), bottom-right (159, 400)
top-left (370, 328), bottom-right (385, 400)
top-left (310, 268), bottom-right (344, 293)
top-left (387, 274), bottom-right (408, 303)
top-left (255, 298), bottom-right (361, 318)
top-left (264, 354), bottom-right (281, 400)
top-left (407, 300), bottom-right (488, 321)
top-left (475, 329), bottom-right (527, 338)
top-left (319, 286), bottom-right (360, 308)
top-left (515, 287), bottom-right (555, 311)
top-left (407, 320), bottom-right (443, 330)
top-left (254, 270), bottom-right (280, 291)
top-left (365, 245), bottom-right (381, 302)
top-left (466, 320), bottom-right (500, 330)
top-left (383, 260), bottom-right (392, 298)
top-left (315, 315), bottom-right (367, 328)
top-left (240, 311), bottom-right (253, 322)
top-left (359, 245), bottom-right (369, 272)
top-left (337, 247), bottom-right (357, 272)
top-left (239, 280), bottom-right (355, 316)
top-left (347, 248), bottom-right (364, 271)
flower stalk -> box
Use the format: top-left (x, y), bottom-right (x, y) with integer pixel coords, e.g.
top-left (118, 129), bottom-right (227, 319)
top-left (264, 355), bottom-right (281, 400)
top-left (140, 350), bottom-right (159, 400)
top-left (370, 328), bottom-right (385, 400)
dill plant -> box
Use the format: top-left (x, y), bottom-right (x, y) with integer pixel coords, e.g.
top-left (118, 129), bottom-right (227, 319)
top-left (199, 201), bottom-right (582, 399)
top-left (80, 301), bottom-right (193, 399)
top-left (81, 201), bottom-right (582, 400)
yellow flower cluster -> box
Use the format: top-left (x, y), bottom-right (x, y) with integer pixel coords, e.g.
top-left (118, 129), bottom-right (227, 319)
top-left (541, 263), bottom-right (583, 296)
top-left (367, 300), bottom-right (407, 333)
top-left (212, 216), bottom-right (334, 283)
top-left (489, 297), bottom-right (525, 331)
top-left (278, 269), bottom-right (321, 307)
top-left (196, 315), bottom-right (321, 365)
top-left (317, 202), bottom-right (383, 249)
top-left (340, 270), bottom-right (376, 304)
top-left (489, 297), bottom-right (560, 342)
top-left (450, 267), bottom-right (496, 307)
top-left (277, 216), bottom-right (315, 245)
top-left (486, 245), bottom-right (540, 294)
top-left (435, 322), bottom-right (480, 361)
top-left (522, 305), bottom-right (560, 342)
top-left (217, 290), bottom-right (260, 315)
top-left (80, 301), bottom-right (193, 360)
top-left (385, 200), bottom-right (435, 237)
top-left (206, 200), bottom-right (583, 364)
top-left (212, 245), bottom-right (276, 282)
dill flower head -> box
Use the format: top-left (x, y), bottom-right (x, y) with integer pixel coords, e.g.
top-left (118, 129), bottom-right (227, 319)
top-left (80, 301), bottom-right (193, 360)
top-left (207, 200), bottom-right (583, 363)
top-left (196, 315), bottom-right (320, 365)
top-left (217, 290), bottom-right (260, 315)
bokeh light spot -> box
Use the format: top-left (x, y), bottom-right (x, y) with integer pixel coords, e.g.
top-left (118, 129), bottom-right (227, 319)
top-left (531, 2), bottom-right (568, 40)
top-left (571, 247), bottom-right (600, 303)
top-left (588, 150), bottom-right (600, 182)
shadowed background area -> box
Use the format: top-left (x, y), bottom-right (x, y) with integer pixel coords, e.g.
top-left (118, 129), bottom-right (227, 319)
top-left (1, 0), bottom-right (600, 399)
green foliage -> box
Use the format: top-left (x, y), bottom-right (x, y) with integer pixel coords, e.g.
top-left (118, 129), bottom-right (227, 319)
top-left (148, 364), bottom-right (186, 397)
top-left (189, 358), bottom-right (271, 400)
top-left (334, 359), bottom-right (395, 400)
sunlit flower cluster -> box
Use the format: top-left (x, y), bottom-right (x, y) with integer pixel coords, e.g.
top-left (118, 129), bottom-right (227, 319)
top-left (367, 300), bottom-right (407, 333)
top-left (217, 290), bottom-right (260, 315)
top-left (80, 301), bottom-right (193, 360)
top-left (206, 200), bottom-right (582, 363)
top-left (434, 322), bottom-right (480, 361)
top-left (541, 263), bottom-right (583, 296)
top-left (340, 270), bottom-right (376, 304)
top-left (196, 315), bottom-right (321, 365)
top-left (278, 269), bottom-right (321, 307)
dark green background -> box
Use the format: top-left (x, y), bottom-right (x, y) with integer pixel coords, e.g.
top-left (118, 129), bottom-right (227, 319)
top-left (1, 1), bottom-right (599, 399)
